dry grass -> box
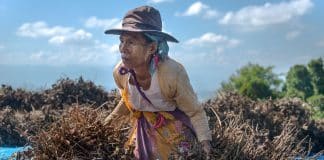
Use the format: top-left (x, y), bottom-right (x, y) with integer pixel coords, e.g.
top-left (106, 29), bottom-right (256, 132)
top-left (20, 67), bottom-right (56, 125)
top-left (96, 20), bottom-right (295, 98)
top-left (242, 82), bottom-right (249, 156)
top-left (28, 105), bottom-right (132, 160)
top-left (1, 79), bottom-right (323, 159)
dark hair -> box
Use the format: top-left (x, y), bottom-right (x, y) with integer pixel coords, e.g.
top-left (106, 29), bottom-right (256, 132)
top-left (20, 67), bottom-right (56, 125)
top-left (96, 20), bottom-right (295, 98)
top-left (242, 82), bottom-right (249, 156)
top-left (143, 33), bottom-right (154, 44)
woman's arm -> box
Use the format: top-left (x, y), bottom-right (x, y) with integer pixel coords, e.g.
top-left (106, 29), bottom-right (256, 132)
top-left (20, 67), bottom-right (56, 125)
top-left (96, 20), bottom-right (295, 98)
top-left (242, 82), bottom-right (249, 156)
top-left (172, 65), bottom-right (212, 155)
top-left (104, 61), bottom-right (130, 125)
top-left (173, 65), bottom-right (212, 142)
top-left (104, 99), bottom-right (129, 125)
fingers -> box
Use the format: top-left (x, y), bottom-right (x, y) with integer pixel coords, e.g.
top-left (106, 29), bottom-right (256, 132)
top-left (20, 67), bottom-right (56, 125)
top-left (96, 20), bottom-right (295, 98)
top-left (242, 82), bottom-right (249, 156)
top-left (201, 140), bottom-right (212, 158)
top-left (203, 146), bottom-right (211, 160)
top-left (103, 117), bottom-right (112, 126)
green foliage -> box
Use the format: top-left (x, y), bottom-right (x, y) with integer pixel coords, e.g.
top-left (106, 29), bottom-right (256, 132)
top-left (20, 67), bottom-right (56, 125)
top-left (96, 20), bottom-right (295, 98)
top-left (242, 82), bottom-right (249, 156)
top-left (312, 111), bottom-right (324, 120)
top-left (307, 57), bottom-right (324, 95)
top-left (307, 94), bottom-right (324, 119)
top-left (220, 63), bottom-right (282, 100)
top-left (239, 78), bottom-right (272, 100)
top-left (285, 65), bottom-right (314, 100)
top-left (220, 57), bottom-right (324, 119)
top-left (307, 95), bottom-right (324, 111)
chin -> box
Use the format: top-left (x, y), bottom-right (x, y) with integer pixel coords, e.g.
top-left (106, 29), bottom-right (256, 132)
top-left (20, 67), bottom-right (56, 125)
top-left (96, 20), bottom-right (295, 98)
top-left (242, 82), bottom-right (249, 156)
top-left (122, 62), bottom-right (132, 69)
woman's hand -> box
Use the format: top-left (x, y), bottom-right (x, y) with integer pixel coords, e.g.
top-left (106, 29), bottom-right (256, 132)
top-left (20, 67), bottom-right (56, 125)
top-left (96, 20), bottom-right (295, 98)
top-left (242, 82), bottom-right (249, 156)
top-left (201, 140), bottom-right (211, 158)
top-left (103, 115), bottom-right (113, 126)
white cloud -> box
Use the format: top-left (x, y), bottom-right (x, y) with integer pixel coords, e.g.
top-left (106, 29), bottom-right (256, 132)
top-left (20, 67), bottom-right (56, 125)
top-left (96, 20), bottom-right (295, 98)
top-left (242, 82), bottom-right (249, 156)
top-left (109, 44), bottom-right (120, 53)
top-left (183, 1), bottom-right (208, 16)
top-left (97, 43), bottom-right (120, 54)
top-left (177, 1), bottom-right (219, 19)
top-left (13, 21), bottom-right (120, 66)
top-left (185, 32), bottom-right (240, 47)
top-left (112, 20), bottom-right (122, 29)
top-left (205, 10), bottom-right (218, 19)
top-left (30, 51), bottom-right (45, 61)
top-left (22, 42), bottom-right (119, 66)
top-left (182, 33), bottom-right (240, 59)
top-left (17, 21), bottom-right (72, 38)
top-left (219, 0), bottom-right (313, 28)
top-left (147, 0), bottom-right (173, 4)
top-left (84, 16), bottom-right (120, 29)
top-left (186, 33), bottom-right (226, 44)
top-left (228, 39), bottom-right (240, 47)
top-left (17, 21), bottom-right (93, 46)
top-left (48, 29), bottom-right (92, 45)
top-left (316, 40), bottom-right (324, 47)
top-left (285, 30), bottom-right (301, 40)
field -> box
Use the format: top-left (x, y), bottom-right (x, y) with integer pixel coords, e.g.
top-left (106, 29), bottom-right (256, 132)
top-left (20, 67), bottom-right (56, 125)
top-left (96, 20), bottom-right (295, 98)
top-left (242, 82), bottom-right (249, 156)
top-left (1, 78), bottom-right (323, 159)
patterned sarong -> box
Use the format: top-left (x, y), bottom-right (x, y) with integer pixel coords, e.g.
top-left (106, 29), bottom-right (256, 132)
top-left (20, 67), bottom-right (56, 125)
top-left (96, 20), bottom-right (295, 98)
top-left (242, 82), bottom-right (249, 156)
top-left (121, 88), bottom-right (198, 160)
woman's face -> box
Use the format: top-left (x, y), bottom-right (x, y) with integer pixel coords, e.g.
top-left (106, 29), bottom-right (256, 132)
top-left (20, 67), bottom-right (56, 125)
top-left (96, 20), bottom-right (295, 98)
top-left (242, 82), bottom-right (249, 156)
top-left (119, 32), bottom-right (153, 69)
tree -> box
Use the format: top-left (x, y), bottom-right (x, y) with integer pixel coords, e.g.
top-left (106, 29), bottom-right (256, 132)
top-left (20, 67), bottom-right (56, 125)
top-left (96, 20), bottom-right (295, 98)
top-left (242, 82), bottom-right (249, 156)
top-left (307, 94), bottom-right (324, 119)
top-left (239, 78), bottom-right (273, 100)
top-left (307, 57), bottom-right (324, 95)
top-left (285, 65), bottom-right (314, 100)
top-left (220, 63), bottom-right (282, 100)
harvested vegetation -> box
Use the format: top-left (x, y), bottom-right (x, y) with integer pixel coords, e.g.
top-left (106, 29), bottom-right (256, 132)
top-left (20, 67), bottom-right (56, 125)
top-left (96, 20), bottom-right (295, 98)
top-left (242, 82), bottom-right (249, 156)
top-left (0, 77), bottom-right (119, 111)
top-left (0, 78), bottom-right (323, 159)
top-left (203, 92), bottom-right (323, 159)
top-left (30, 106), bottom-right (132, 160)
top-left (0, 77), bottom-right (120, 147)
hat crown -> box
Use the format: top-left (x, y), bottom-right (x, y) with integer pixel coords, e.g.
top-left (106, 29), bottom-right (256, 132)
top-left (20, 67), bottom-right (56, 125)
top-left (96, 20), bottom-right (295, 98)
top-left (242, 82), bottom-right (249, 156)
top-left (122, 6), bottom-right (162, 31)
top-left (104, 6), bottom-right (179, 43)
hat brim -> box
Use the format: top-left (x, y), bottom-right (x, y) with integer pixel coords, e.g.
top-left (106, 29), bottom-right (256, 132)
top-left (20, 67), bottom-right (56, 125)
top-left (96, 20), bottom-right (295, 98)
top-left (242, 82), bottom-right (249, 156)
top-left (105, 28), bottom-right (179, 43)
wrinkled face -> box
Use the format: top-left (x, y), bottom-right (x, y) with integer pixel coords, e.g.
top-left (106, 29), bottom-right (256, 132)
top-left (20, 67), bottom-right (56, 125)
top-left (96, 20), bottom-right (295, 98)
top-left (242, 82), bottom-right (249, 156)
top-left (119, 32), bottom-right (153, 69)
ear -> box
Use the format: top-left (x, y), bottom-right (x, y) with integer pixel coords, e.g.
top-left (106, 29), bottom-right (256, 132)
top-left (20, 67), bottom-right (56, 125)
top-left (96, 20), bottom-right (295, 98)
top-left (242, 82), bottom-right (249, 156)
top-left (148, 42), bottom-right (158, 54)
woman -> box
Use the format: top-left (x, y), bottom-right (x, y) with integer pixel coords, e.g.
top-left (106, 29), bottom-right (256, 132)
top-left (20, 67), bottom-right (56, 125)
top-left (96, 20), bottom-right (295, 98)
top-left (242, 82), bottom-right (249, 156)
top-left (104, 5), bottom-right (212, 160)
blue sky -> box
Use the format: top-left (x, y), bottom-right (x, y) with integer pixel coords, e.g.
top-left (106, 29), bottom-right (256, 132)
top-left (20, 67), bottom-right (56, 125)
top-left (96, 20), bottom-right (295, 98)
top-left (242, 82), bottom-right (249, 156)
top-left (0, 0), bottom-right (323, 100)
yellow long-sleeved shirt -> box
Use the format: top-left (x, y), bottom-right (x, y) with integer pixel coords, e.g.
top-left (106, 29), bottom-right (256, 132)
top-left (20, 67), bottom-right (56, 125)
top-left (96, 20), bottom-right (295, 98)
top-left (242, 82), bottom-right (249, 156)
top-left (105, 57), bottom-right (212, 142)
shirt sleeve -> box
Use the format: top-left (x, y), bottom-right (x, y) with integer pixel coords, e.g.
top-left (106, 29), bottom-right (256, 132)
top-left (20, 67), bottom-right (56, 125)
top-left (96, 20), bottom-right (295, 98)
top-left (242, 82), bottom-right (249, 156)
top-left (104, 97), bottom-right (129, 124)
top-left (174, 65), bottom-right (212, 142)
top-left (104, 63), bottom-right (130, 124)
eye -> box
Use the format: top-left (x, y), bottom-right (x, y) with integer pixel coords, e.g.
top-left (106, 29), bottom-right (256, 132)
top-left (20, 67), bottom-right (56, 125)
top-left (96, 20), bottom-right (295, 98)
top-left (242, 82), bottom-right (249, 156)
top-left (128, 40), bottom-right (134, 45)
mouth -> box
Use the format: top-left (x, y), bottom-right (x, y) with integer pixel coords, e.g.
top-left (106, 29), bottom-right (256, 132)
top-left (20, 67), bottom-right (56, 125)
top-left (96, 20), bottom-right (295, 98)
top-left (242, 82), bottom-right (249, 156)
top-left (121, 56), bottom-right (129, 62)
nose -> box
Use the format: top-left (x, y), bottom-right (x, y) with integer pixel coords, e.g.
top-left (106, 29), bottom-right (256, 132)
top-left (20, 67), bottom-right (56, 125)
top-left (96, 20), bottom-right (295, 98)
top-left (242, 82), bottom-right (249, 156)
top-left (119, 42), bottom-right (127, 54)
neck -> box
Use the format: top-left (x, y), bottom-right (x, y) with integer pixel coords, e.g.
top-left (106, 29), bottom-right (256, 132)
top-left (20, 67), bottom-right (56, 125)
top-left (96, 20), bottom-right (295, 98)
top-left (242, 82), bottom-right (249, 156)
top-left (132, 64), bottom-right (151, 80)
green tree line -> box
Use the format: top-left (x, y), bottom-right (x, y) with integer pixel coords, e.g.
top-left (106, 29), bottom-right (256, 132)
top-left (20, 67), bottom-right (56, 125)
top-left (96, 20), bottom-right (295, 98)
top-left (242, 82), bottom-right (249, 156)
top-left (220, 57), bottom-right (324, 119)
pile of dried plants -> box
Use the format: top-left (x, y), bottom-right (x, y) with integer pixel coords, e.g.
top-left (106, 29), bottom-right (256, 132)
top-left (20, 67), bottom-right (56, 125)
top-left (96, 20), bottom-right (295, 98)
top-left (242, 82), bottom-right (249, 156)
top-left (1, 78), bottom-right (323, 159)
top-left (26, 105), bottom-right (132, 160)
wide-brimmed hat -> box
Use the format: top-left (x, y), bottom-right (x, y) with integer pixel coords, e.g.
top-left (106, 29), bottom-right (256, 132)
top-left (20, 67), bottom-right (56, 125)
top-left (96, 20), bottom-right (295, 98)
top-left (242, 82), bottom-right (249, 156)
top-left (105, 6), bottom-right (179, 43)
